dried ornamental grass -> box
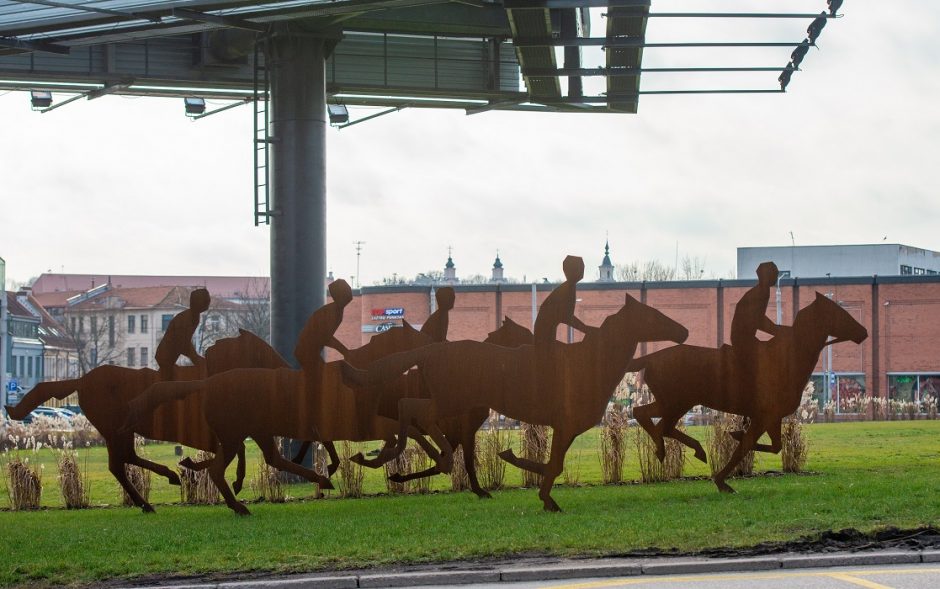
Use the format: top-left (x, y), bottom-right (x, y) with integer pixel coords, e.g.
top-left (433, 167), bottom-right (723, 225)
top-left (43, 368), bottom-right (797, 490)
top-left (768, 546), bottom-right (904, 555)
top-left (121, 463), bottom-right (152, 507)
top-left (477, 415), bottom-right (509, 491)
top-left (634, 424), bottom-right (684, 483)
top-left (408, 443), bottom-right (432, 495)
top-left (519, 423), bottom-right (549, 487)
top-left (706, 413), bottom-right (754, 478)
top-left (337, 441), bottom-right (364, 498)
top-left (384, 445), bottom-right (412, 494)
top-left (250, 461), bottom-right (286, 503)
top-left (450, 446), bottom-right (471, 492)
top-left (178, 450), bottom-right (221, 505)
top-left (599, 404), bottom-right (629, 484)
top-left (562, 449), bottom-right (582, 486)
top-left (56, 446), bottom-right (90, 509)
top-left (780, 416), bottom-right (808, 473)
top-left (4, 455), bottom-right (43, 510)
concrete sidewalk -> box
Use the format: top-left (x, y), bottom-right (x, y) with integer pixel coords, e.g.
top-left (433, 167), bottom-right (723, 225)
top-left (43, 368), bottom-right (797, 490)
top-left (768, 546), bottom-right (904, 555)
top-left (121, 549), bottom-right (940, 589)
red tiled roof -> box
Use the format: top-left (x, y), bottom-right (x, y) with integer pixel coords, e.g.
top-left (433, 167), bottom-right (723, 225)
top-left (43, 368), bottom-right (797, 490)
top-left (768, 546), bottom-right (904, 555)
top-left (5, 292), bottom-right (35, 319)
top-left (32, 290), bottom-right (82, 310)
top-left (66, 285), bottom-right (247, 312)
top-left (31, 274), bottom-right (269, 299)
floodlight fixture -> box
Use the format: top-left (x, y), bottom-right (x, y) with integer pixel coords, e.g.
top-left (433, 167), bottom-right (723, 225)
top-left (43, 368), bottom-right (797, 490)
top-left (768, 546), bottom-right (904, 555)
top-left (184, 97), bottom-right (206, 116)
top-left (30, 90), bottom-right (52, 109)
top-left (328, 104), bottom-right (349, 125)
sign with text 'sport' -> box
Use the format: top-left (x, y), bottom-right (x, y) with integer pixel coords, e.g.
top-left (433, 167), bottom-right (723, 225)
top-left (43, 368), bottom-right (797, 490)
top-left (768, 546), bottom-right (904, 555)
top-left (371, 307), bottom-right (405, 321)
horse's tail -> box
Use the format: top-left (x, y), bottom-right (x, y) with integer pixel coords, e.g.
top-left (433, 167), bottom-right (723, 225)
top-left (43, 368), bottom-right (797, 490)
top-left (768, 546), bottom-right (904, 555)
top-left (341, 344), bottom-right (440, 388)
top-left (4, 377), bottom-right (84, 420)
top-left (120, 380), bottom-right (205, 433)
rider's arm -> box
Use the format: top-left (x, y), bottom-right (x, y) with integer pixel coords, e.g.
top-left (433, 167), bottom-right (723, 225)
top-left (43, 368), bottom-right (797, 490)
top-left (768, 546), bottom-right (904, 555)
top-left (327, 336), bottom-right (349, 355)
top-left (756, 314), bottom-right (780, 336)
top-left (566, 316), bottom-right (595, 335)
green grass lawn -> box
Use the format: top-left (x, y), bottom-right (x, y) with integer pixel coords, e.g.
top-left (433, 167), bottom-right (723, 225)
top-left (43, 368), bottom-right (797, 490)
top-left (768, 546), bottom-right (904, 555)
top-left (1, 421), bottom-right (939, 587)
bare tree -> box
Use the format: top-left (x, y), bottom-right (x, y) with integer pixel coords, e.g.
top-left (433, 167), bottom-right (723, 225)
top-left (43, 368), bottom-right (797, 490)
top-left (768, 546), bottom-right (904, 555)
top-left (196, 279), bottom-right (272, 352)
top-left (61, 309), bottom-right (125, 375)
top-left (679, 255), bottom-right (708, 280)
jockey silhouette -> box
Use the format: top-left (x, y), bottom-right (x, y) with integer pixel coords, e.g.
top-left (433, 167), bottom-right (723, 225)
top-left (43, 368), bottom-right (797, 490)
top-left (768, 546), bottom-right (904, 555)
top-left (155, 288), bottom-right (210, 381)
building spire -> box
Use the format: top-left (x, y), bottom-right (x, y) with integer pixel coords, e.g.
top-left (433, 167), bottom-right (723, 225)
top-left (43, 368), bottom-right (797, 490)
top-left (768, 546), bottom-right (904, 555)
top-left (598, 236), bottom-right (614, 282)
top-left (491, 250), bottom-right (505, 283)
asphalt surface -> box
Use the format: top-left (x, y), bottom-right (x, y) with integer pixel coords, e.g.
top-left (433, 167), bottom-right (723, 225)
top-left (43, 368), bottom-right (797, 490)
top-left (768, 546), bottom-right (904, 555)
top-left (119, 549), bottom-right (940, 589)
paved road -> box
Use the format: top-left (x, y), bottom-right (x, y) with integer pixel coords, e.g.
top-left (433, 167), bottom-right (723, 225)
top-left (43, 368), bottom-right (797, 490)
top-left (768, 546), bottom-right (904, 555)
top-left (411, 564), bottom-right (940, 589)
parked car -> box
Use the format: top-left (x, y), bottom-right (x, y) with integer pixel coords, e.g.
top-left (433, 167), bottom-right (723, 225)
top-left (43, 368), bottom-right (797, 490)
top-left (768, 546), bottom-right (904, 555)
top-left (22, 406), bottom-right (74, 425)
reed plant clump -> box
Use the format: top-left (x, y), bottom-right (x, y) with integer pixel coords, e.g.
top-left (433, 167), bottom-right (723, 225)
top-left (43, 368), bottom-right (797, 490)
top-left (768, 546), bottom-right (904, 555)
top-left (634, 423), bottom-right (685, 483)
top-left (519, 422), bottom-right (549, 487)
top-left (562, 449), bottom-right (582, 486)
top-left (924, 394), bottom-right (938, 420)
top-left (477, 413), bottom-right (509, 491)
top-left (706, 413), bottom-right (754, 478)
top-left (599, 404), bottom-right (629, 484)
top-left (450, 446), bottom-right (471, 492)
top-left (178, 450), bottom-right (220, 505)
top-left (408, 443), bottom-right (432, 495)
top-left (121, 464), bottom-right (151, 507)
top-left (780, 415), bottom-right (808, 473)
top-left (3, 440), bottom-right (43, 510)
top-left (250, 461), bottom-right (286, 503)
top-left (337, 441), bottom-right (364, 498)
top-left (49, 436), bottom-right (91, 509)
top-left (384, 444), bottom-right (412, 494)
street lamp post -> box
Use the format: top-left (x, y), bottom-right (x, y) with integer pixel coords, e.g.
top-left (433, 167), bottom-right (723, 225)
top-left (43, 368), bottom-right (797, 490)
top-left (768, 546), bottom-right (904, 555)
top-left (775, 270), bottom-right (791, 325)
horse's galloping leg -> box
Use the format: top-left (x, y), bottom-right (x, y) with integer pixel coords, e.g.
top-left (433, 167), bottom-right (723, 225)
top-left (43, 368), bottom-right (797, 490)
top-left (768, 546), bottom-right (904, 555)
top-left (322, 441), bottom-right (340, 476)
top-left (713, 422), bottom-right (763, 494)
top-left (207, 440), bottom-right (250, 515)
top-left (748, 420), bottom-right (782, 454)
top-left (128, 452), bottom-right (181, 487)
top-left (461, 426), bottom-right (491, 499)
top-left (498, 447), bottom-right (547, 475)
top-left (663, 424), bottom-right (707, 464)
top-left (389, 465), bottom-right (442, 484)
top-left (108, 440), bottom-right (154, 513)
top-left (255, 436), bottom-right (335, 490)
top-left (538, 428), bottom-right (577, 512)
top-left (410, 428), bottom-right (443, 464)
top-left (233, 442), bottom-right (247, 494)
top-left (632, 402), bottom-right (666, 461)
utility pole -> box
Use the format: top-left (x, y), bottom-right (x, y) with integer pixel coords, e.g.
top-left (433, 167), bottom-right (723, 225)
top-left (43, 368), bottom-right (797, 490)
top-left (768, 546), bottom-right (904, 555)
top-left (353, 241), bottom-right (366, 289)
top-left (0, 256), bottom-right (7, 414)
top-left (775, 270), bottom-right (791, 325)
top-left (825, 291), bottom-right (834, 407)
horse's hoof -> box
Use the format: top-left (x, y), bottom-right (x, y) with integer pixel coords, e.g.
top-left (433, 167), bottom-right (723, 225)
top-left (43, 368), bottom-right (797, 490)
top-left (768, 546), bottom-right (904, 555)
top-left (141, 504), bottom-right (156, 514)
top-left (319, 479), bottom-right (335, 491)
top-left (168, 473), bottom-right (181, 486)
top-left (349, 452), bottom-right (366, 465)
top-left (655, 449), bottom-right (666, 463)
top-left (179, 457), bottom-right (196, 469)
top-left (695, 450), bottom-right (708, 464)
top-left (497, 449), bottom-right (515, 461)
top-left (233, 504), bottom-right (251, 516)
top-left (715, 481), bottom-right (736, 494)
top-left (388, 473), bottom-right (406, 484)
top-left (4, 405), bottom-right (23, 420)
top-left (233, 480), bottom-right (243, 495)
top-left (475, 490), bottom-right (493, 500)
top-left (542, 500), bottom-right (562, 513)
top-left (327, 463), bottom-right (339, 477)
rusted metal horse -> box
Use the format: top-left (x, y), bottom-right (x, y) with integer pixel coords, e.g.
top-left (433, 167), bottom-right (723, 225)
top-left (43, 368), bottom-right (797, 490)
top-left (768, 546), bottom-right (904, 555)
top-left (5, 329), bottom-right (286, 512)
top-left (629, 292), bottom-right (867, 493)
top-left (343, 293), bottom-right (689, 512)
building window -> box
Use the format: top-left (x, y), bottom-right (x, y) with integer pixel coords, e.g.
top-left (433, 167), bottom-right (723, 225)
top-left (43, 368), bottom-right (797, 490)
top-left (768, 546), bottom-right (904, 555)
top-left (141, 314), bottom-right (149, 334)
top-left (900, 265), bottom-right (913, 275)
top-left (140, 347), bottom-right (149, 368)
top-left (913, 267), bottom-right (926, 275)
top-left (836, 374), bottom-right (866, 414)
top-left (91, 316), bottom-right (97, 333)
top-left (18, 356), bottom-right (24, 377)
top-left (78, 316), bottom-right (84, 333)
top-left (162, 314), bottom-right (173, 332)
top-left (28, 357), bottom-right (33, 378)
top-left (11, 355), bottom-right (17, 377)
top-left (889, 374), bottom-right (940, 409)
top-left (128, 315), bottom-right (136, 333)
top-left (70, 317), bottom-right (76, 333)
top-left (108, 315), bottom-right (115, 347)
top-left (127, 347), bottom-right (136, 368)
top-left (928, 270), bottom-right (938, 276)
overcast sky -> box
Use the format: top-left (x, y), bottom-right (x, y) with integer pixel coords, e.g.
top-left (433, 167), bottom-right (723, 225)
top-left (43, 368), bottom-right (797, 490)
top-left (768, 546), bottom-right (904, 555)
top-left (3, 0), bottom-right (939, 289)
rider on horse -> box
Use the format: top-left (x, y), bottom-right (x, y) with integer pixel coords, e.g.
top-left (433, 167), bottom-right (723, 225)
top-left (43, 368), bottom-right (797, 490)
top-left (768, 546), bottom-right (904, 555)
top-left (294, 279), bottom-right (354, 377)
top-left (730, 262), bottom-right (781, 390)
top-left (155, 288), bottom-right (211, 381)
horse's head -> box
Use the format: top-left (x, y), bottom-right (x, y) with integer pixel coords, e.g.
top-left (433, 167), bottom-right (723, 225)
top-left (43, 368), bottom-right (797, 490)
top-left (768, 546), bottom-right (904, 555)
top-left (811, 292), bottom-right (868, 344)
top-left (601, 293), bottom-right (689, 345)
top-left (485, 316), bottom-right (534, 347)
top-left (367, 320), bottom-right (430, 351)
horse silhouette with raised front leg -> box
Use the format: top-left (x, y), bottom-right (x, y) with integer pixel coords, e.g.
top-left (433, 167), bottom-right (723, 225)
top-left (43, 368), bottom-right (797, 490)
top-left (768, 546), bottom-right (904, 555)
top-left (5, 328), bottom-right (286, 512)
top-left (629, 292), bottom-right (867, 493)
top-left (342, 293), bottom-right (688, 512)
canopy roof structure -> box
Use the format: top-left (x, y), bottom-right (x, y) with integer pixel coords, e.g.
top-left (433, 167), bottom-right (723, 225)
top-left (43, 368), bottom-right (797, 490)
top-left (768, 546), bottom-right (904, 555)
top-left (0, 0), bottom-right (840, 113)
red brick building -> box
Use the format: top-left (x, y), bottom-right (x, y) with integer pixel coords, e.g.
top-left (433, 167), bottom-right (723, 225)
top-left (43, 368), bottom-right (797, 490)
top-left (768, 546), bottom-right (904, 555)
top-left (333, 276), bottom-right (940, 414)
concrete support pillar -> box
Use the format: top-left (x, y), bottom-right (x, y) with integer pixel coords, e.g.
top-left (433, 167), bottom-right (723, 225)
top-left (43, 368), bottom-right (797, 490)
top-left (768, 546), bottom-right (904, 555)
top-left (269, 34), bottom-right (328, 366)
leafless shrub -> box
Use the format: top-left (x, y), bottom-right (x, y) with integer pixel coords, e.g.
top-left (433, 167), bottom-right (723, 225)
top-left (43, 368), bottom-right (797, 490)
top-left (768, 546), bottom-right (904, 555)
top-left (69, 415), bottom-right (105, 447)
top-left (313, 442), bottom-right (331, 498)
top-left (178, 451), bottom-right (220, 505)
top-left (409, 443), bottom-right (432, 495)
top-left (906, 400), bottom-right (918, 420)
top-left (823, 401), bottom-right (836, 423)
top-left (250, 461), bottom-right (286, 503)
top-left (477, 413), bottom-right (509, 491)
top-left (857, 394), bottom-right (873, 421)
top-left (924, 394), bottom-right (938, 420)
top-left (706, 413), bottom-right (754, 478)
top-left (450, 446), bottom-right (471, 492)
top-left (337, 441), bottom-right (364, 498)
top-left (599, 404), bottom-right (629, 484)
top-left (872, 397), bottom-right (888, 421)
top-left (519, 423), bottom-right (549, 487)
top-left (384, 445), bottom-right (412, 494)
top-left (781, 415), bottom-right (808, 473)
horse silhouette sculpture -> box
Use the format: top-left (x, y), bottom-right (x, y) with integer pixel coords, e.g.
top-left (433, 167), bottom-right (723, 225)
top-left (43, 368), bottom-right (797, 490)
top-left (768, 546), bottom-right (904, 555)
top-left (629, 292), bottom-right (867, 493)
top-left (5, 328), bottom-right (286, 512)
top-left (343, 293), bottom-right (689, 512)
top-left (369, 316), bottom-right (536, 498)
top-left (123, 320), bottom-right (458, 515)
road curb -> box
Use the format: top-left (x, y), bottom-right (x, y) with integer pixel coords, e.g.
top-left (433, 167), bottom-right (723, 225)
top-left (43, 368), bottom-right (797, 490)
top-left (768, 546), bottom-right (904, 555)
top-left (120, 549), bottom-right (940, 589)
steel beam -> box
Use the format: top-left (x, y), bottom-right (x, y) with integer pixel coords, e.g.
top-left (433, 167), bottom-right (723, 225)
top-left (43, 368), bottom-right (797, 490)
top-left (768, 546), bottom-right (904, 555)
top-left (7, 0), bottom-right (161, 22)
top-left (511, 38), bottom-right (808, 48)
top-left (172, 8), bottom-right (269, 33)
top-left (0, 36), bottom-right (69, 54)
top-left (523, 66), bottom-right (793, 76)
